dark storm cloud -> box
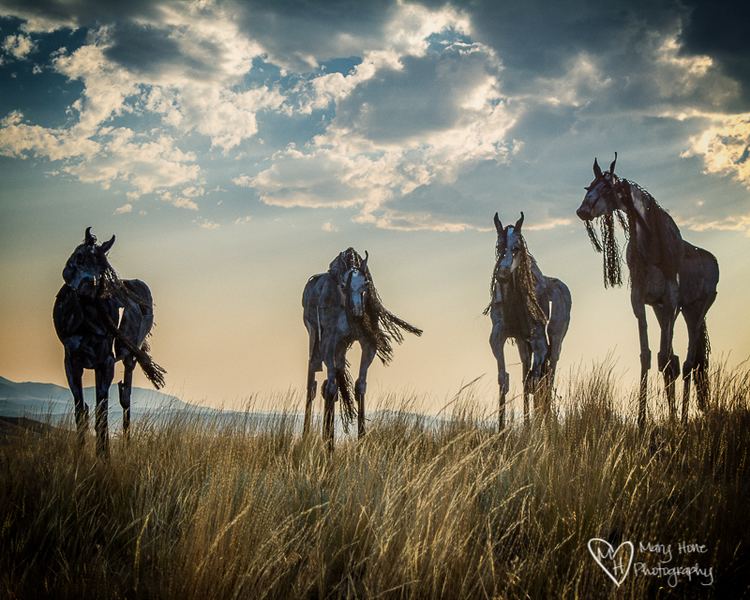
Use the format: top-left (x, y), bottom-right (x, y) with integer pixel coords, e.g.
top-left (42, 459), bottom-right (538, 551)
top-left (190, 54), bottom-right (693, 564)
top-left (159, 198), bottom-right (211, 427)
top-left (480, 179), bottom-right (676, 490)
top-left (679, 0), bottom-right (750, 104)
top-left (3, 0), bottom-right (748, 112)
top-left (103, 22), bottom-right (222, 80)
top-left (453, 0), bottom-right (682, 76)
top-left (452, 0), bottom-right (750, 113)
top-left (334, 47), bottom-right (496, 143)
top-left (0, 0), bottom-right (159, 29)
top-left (228, 0), bottom-right (397, 70)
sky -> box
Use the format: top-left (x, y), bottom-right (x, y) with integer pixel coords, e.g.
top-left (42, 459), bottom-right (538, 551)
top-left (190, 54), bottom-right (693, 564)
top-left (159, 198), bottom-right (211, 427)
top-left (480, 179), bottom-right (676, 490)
top-left (0, 0), bottom-right (748, 413)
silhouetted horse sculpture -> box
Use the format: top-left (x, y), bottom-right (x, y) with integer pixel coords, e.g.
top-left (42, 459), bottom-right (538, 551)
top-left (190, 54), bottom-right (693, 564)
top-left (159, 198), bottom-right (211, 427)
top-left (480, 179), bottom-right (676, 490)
top-left (576, 154), bottom-right (719, 427)
top-left (302, 248), bottom-right (422, 450)
top-left (53, 228), bottom-right (165, 456)
top-left (485, 212), bottom-right (571, 430)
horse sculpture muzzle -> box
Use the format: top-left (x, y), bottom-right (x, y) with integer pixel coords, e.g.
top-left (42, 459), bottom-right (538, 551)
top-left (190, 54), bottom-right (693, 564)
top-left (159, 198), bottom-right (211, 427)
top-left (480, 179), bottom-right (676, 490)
top-left (65, 269), bottom-right (98, 297)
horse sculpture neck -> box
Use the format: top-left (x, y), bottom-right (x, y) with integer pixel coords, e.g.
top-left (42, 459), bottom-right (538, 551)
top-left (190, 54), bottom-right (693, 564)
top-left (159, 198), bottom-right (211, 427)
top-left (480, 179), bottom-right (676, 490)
top-left (617, 178), bottom-right (683, 281)
top-left (487, 246), bottom-right (546, 327)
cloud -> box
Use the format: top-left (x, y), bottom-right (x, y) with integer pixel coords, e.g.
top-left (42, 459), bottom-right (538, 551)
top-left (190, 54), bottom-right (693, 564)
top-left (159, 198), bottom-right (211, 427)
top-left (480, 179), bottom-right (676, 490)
top-left (1, 0), bottom-right (749, 233)
top-left (0, 111), bottom-right (99, 160)
top-left (60, 127), bottom-right (201, 196)
top-left (0, 7), bottom-right (282, 203)
top-left (246, 15), bottom-right (520, 231)
top-left (679, 0), bottom-right (750, 108)
top-left (321, 221), bottom-right (338, 232)
top-left (1, 33), bottom-right (36, 60)
top-left (195, 217), bottom-right (219, 230)
top-left (114, 202), bottom-right (132, 214)
top-left (681, 113), bottom-right (750, 188)
top-left (677, 212), bottom-right (750, 236)
top-left (234, 215), bottom-right (252, 224)
top-left (160, 191), bottom-right (199, 211)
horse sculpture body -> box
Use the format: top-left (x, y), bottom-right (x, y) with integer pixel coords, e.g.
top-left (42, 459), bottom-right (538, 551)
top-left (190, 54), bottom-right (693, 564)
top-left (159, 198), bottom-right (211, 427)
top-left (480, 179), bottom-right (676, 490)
top-left (576, 154), bottom-right (719, 426)
top-left (486, 212), bottom-right (571, 430)
top-left (53, 228), bottom-right (165, 456)
top-left (302, 248), bottom-right (422, 450)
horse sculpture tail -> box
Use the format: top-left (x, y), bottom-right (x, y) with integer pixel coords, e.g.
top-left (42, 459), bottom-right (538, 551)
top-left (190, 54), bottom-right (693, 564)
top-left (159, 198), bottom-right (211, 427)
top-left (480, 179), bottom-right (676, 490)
top-left (137, 339), bottom-right (167, 390)
top-left (336, 363), bottom-right (357, 430)
top-left (694, 319), bottom-right (711, 410)
top-left (96, 303), bottom-right (167, 390)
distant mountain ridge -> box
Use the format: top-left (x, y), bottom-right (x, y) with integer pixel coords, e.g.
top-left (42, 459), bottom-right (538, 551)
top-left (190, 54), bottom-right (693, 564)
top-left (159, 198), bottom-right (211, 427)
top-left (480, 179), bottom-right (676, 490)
top-left (0, 375), bottom-right (189, 423)
top-left (0, 376), bottom-right (445, 434)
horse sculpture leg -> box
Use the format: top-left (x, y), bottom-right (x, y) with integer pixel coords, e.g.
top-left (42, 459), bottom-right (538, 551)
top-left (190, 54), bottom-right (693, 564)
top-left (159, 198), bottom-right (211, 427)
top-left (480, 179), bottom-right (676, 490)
top-left (518, 340), bottom-right (532, 425)
top-left (654, 303), bottom-right (680, 421)
top-left (64, 352), bottom-right (88, 449)
top-left (490, 323), bottom-right (509, 431)
top-left (631, 295), bottom-right (650, 430)
top-left (680, 302), bottom-right (710, 425)
top-left (528, 327), bottom-right (550, 418)
top-left (94, 356), bottom-right (115, 458)
top-left (118, 356), bottom-right (135, 442)
top-left (304, 324), bottom-right (320, 436)
top-left (321, 343), bottom-right (338, 451)
top-left (356, 340), bottom-right (377, 438)
top-left (304, 364), bottom-right (317, 436)
top-left (322, 371), bottom-right (336, 452)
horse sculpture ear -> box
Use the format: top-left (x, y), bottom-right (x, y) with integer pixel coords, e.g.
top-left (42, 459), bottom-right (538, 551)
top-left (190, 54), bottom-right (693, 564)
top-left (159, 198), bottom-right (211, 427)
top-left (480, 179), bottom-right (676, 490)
top-left (515, 211), bottom-right (524, 232)
top-left (609, 151), bottom-right (618, 174)
top-left (84, 226), bottom-right (96, 246)
top-left (593, 158), bottom-right (602, 179)
top-left (361, 250), bottom-right (369, 272)
top-left (493, 212), bottom-right (503, 234)
top-left (99, 234), bottom-right (116, 253)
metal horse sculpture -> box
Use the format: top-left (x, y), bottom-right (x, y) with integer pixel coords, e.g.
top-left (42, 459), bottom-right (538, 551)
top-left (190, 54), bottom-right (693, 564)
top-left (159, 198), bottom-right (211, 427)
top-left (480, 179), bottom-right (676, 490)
top-left (302, 248), bottom-right (422, 449)
top-left (53, 228), bottom-right (165, 456)
top-left (576, 154), bottom-right (719, 426)
top-left (485, 212), bottom-right (571, 430)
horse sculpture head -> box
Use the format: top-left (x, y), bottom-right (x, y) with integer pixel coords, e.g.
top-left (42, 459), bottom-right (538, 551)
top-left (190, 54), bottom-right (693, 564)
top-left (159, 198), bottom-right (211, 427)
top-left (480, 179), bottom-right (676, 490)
top-left (344, 251), bottom-right (369, 318)
top-left (576, 153), bottom-right (623, 221)
top-left (62, 227), bottom-right (116, 298)
top-left (493, 211), bottom-right (526, 281)
top-left (576, 153), bottom-right (632, 288)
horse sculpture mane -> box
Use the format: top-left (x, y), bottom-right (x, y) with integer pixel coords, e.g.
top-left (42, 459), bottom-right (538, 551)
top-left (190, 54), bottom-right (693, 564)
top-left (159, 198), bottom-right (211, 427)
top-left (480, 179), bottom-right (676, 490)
top-left (483, 235), bottom-right (546, 324)
top-left (583, 177), bottom-right (683, 290)
top-left (91, 250), bottom-right (166, 389)
top-left (330, 247), bottom-right (423, 365)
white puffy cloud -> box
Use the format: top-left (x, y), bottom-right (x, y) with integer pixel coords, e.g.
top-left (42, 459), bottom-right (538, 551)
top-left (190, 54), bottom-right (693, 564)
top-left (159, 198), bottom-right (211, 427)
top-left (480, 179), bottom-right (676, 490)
top-left (246, 19), bottom-right (520, 231)
top-left (0, 111), bottom-right (100, 160)
top-left (677, 212), bottom-right (750, 236)
top-left (682, 113), bottom-right (750, 188)
top-left (195, 217), bottom-right (219, 230)
top-left (61, 127), bottom-right (201, 196)
top-left (1, 33), bottom-right (36, 60)
top-left (0, 6), bottom-right (283, 206)
top-left (114, 202), bottom-right (133, 214)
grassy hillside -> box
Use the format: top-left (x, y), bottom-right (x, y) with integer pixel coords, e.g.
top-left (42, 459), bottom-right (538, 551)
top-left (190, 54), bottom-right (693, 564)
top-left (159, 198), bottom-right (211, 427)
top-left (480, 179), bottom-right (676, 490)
top-left (1, 364), bottom-right (749, 599)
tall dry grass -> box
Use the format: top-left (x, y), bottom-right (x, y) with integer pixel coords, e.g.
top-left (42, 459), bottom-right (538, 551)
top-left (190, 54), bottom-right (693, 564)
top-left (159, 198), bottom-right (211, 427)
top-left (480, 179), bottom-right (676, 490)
top-left (1, 364), bottom-right (749, 599)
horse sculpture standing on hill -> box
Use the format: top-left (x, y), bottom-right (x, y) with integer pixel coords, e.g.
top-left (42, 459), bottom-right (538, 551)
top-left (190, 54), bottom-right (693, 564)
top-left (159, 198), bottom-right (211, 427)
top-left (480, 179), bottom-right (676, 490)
top-left (53, 228), bottom-right (165, 456)
top-left (485, 212), bottom-right (571, 430)
top-left (302, 248), bottom-right (422, 450)
top-left (576, 154), bottom-right (719, 427)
